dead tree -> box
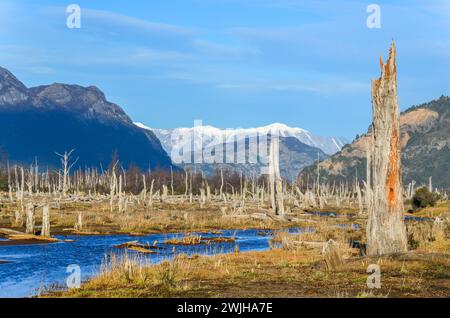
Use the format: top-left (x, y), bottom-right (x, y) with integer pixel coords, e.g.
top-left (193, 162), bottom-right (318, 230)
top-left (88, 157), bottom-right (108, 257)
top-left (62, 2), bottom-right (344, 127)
top-left (162, 184), bottom-right (168, 202)
top-left (109, 161), bottom-right (118, 212)
top-left (118, 175), bottom-right (125, 213)
top-left (25, 203), bottom-right (35, 234)
top-left (7, 161), bottom-right (13, 202)
top-left (41, 205), bottom-right (50, 237)
top-left (75, 212), bottom-right (83, 231)
top-left (141, 174), bottom-right (147, 202)
top-left (220, 168), bottom-right (224, 199)
top-left (148, 179), bottom-right (155, 207)
top-left (170, 167), bottom-right (174, 196)
top-left (268, 136), bottom-right (285, 215)
top-left (55, 149), bottom-right (78, 197)
top-left (428, 176), bottom-right (433, 193)
top-left (367, 42), bottom-right (408, 256)
top-left (364, 140), bottom-right (373, 214)
top-left (184, 170), bottom-right (189, 199)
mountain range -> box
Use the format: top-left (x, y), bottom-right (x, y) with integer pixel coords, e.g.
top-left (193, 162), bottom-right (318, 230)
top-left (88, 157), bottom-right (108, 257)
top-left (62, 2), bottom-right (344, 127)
top-left (0, 67), bottom-right (173, 171)
top-left (136, 123), bottom-right (341, 179)
top-left (140, 123), bottom-right (347, 156)
top-left (299, 96), bottom-right (450, 189)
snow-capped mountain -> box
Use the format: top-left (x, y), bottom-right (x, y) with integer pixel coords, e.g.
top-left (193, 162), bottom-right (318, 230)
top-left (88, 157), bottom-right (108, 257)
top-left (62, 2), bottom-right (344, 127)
top-left (134, 122), bottom-right (348, 156)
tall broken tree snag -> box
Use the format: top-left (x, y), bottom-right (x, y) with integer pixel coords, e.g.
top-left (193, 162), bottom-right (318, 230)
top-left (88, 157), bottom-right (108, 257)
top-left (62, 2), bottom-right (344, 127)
top-left (268, 135), bottom-right (285, 215)
top-left (367, 42), bottom-right (408, 256)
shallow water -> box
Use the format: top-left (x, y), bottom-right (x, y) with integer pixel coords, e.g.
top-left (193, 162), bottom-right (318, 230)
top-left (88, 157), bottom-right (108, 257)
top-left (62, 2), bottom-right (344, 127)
top-left (0, 228), bottom-right (301, 298)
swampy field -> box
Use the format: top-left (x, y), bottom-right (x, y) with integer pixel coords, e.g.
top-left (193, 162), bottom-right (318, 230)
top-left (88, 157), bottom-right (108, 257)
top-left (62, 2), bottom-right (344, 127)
top-left (0, 193), bottom-right (448, 298)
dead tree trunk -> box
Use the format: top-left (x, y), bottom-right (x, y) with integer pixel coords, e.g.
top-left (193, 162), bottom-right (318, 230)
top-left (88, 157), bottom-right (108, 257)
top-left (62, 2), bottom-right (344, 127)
top-left (269, 136), bottom-right (284, 215)
top-left (110, 168), bottom-right (117, 212)
top-left (56, 149), bottom-right (77, 197)
top-left (364, 140), bottom-right (373, 214)
top-left (118, 175), bottom-right (125, 213)
top-left (367, 42), bottom-right (407, 256)
top-left (75, 212), bottom-right (83, 231)
top-left (148, 179), bottom-right (155, 207)
top-left (41, 205), bottom-right (50, 237)
top-left (7, 161), bottom-right (13, 202)
top-left (25, 203), bottom-right (35, 234)
top-left (220, 168), bottom-right (224, 199)
top-left (184, 170), bottom-right (189, 198)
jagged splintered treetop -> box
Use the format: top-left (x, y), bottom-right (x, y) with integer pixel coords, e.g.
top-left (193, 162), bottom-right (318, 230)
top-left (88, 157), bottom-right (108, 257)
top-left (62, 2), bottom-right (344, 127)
top-left (372, 41), bottom-right (402, 211)
top-left (367, 41), bottom-right (408, 256)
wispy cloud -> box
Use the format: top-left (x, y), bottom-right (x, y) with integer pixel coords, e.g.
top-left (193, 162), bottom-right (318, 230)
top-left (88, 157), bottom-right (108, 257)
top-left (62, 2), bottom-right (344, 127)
top-left (192, 39), bottom-right (261, 58)
top-left (215, 78), bottom-right (368, 94)
top-left (81, 8), bottom-right (197, 37)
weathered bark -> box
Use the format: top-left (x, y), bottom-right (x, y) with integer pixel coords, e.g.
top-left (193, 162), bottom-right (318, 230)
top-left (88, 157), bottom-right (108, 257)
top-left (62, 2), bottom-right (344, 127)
top-left (184, 170), bottom-right (188, 198)
top-left (7, 161), bottom-right (13, 202)
top-left (75, 211), bottom-right (83, 231)
top-left (110, 169), bottom-right (117, 212)
top-left (25, 203), bottom-right (35, 234)
top-left (268, 136), bottom-right (284, 215)
top-left (367, 42), bottom-right (408, 256)
top-left (364, 140), bottom-right (373, 214)
top-left (118, 175), bottom-right (125, 213)
top-left (14, 209), bottom-right (23, 227)
top-left (148, 179), bottom-right (155, 207)
top-left (41, 205), bottom-right (50, 237)
top-left (200, 188), bottom-right (206, 208)
top-left (170, 166), bottom-right (174, 196)
top-left (162, 184), bottom-right (168, 202)
top-left (141, 174), bottom-right (147, 202)
top-left (220, 168), bottom-right (224, 199)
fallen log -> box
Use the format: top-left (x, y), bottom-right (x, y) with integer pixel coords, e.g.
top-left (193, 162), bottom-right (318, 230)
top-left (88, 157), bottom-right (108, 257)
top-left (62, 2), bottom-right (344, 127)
top-left (0, 228), bottom-right (60, 243)
top-left (114, 241), bottom-right (161, 253)
top-left (0, 228), bottom-right (24, 236)
top-left (7, 234), bottom-right (59, 243)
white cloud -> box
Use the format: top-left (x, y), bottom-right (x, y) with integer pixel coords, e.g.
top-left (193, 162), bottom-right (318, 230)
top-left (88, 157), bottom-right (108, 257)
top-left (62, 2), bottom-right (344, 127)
top-left (82, 8), bottom-right (197, 37)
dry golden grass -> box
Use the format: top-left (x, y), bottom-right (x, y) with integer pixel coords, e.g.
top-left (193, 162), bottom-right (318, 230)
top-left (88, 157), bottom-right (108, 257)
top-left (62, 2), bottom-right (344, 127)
top-left (164, 235), bottom-right (203, 245)
top-left (44, 215), bottom-right (449, 298)
top-left (408, 200), bottom-right (450, 218)
top-left (1, 191), bottom-right (448, 298)
top-left (48, 243), bottom-right (449, 298)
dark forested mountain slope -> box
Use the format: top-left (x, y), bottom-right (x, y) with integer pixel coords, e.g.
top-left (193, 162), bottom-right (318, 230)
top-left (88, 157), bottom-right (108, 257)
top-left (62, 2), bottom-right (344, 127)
top-left (0, 67), bottom-right (173, 170)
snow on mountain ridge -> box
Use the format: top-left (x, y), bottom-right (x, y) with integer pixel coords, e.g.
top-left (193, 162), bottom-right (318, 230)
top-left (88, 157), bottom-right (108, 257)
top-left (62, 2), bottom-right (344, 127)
top-left (134, 122), bottom-right (348, 155)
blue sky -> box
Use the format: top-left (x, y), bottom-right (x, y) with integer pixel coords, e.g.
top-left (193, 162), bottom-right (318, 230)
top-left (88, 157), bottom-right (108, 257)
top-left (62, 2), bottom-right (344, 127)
top-left (0, 0), bottom-right (449, 139)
